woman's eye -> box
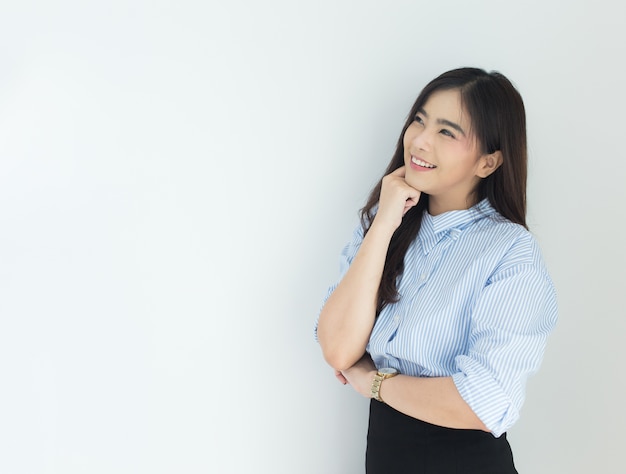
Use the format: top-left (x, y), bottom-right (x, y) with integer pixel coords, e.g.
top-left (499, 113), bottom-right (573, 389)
top-left (439, 129), bottom-right (455, 138)
top-left (414, 115), bottom-right (424, 125)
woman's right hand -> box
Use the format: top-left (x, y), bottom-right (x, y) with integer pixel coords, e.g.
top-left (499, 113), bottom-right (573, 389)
top-left (373, 166), bottom-right (421, 231)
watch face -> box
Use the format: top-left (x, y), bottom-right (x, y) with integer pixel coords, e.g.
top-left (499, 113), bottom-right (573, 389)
top-left (379, 367), bottom-right (398, 375)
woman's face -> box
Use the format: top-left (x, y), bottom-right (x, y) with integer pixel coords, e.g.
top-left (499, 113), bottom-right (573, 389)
top-left (403, 88), bottom-right (495, 215)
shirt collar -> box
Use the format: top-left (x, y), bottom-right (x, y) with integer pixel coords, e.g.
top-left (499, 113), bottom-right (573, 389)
top-left (419, 199), bottom-right (498, 254)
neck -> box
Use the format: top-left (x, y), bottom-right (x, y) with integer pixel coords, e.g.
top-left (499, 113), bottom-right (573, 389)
top-left (428, 194), bottom-right (478, 216)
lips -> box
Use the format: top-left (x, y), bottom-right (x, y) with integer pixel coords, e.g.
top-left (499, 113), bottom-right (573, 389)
top-left (411, 155), bottom-right (436, 169)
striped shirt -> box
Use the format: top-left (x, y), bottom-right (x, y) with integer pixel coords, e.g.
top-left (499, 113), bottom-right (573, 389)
top-left (318, 199), bottom-right (558, 437)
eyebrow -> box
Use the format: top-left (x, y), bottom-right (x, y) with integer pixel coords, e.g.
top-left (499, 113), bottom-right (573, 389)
top-left (417, 107), bottom-right (466, 136)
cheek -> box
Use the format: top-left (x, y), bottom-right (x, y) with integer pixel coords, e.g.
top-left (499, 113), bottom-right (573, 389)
top-left (403, 126), bottom-right (418, 149)
top-left (454, 137), bottom-right (481, 156)
top-left (445, 141), bottom-right (479, 164)
top-left (402, 130), bottom-right (411, 149)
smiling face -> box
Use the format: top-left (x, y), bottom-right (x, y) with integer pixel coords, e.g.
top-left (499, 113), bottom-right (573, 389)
top-left (403, 88), bottom-right (501, 215)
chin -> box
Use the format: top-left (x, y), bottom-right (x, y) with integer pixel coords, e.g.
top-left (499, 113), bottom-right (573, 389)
top-left (405, 175), bottom-right (426, 191)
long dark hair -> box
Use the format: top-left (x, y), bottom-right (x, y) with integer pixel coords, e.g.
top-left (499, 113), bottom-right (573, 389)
top-left (361, 67), bottom-right (527, 315)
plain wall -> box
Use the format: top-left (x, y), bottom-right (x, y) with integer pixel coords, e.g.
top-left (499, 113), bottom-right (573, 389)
top-left (1, 1), bottom-right (624, 472)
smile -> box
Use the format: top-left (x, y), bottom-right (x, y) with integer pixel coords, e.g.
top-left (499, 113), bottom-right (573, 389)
top-left (411, 156), bottom-right (436, 168)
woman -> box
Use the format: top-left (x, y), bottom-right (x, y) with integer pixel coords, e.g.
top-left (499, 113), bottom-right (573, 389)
top-left (316, 67), bottom-right (557, 473)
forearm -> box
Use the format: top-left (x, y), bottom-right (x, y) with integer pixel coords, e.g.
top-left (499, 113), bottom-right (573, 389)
top-left (380, 375), bottom-right (488, 431)
top-left (317, 221), bottom-right (395, 370)
top-left (318, 167), bottom-right (422, 370)
top-left (339, 358), bottom-right (487, 431)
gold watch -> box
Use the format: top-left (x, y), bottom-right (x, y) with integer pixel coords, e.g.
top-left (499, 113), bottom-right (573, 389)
top-left (371, 367), bottom-right (398, 403)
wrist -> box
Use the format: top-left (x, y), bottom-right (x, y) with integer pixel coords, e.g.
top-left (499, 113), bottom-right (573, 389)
top-left (370, 368), bottom-right (399, 403)
top-left (366, 370), bottom-right (377, 398)
top-left (367, 218), bottom-right (398, 241)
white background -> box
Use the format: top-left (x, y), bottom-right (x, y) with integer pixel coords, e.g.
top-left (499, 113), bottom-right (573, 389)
top-left (1, 1), bottom-right (624, 473)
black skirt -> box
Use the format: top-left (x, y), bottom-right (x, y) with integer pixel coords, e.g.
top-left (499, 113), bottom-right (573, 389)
top-left (366, 400), bottom-right (518, 474)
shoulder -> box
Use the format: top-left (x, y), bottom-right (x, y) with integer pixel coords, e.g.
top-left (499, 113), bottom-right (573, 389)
top-left (476, 213), bottom-right (542, 259)
top-left (479, 223), bottom-right (555, 304)
top-left (461, 213), bottom-right (552, 286)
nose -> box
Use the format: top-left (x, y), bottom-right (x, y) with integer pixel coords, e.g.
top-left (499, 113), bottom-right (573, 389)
top-left (409, 126), bottom-right (432, 152)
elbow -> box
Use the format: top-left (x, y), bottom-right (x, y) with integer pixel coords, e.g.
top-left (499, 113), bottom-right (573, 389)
top-left (316, 316), bottom-right (369, 370)
top-left (320, 345), bottom-right (363, 371)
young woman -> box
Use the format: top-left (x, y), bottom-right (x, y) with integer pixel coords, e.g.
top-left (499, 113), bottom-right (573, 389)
top-left (316, 68), bottom-right (557, 473)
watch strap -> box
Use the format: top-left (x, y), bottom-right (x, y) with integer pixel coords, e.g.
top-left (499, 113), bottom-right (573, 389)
top-left (371, 369), bottom-right (398, 403)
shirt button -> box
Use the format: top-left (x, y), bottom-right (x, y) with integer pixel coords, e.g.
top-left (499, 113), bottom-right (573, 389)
top-left (394, 314), bottom-right (400, 322)
top-left (420, 274), bottom-right (427, 282)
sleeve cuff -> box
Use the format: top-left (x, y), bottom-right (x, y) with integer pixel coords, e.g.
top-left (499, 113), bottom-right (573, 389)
top-left (452, 358), bottom-right (520, 438)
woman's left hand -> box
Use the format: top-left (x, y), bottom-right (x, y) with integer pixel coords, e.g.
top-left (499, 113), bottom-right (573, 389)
top-left (339, 354), bottom-right (377, 398)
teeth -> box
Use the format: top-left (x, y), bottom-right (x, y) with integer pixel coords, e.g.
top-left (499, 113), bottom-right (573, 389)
top-left (411, 156), bottom-right (436, 168)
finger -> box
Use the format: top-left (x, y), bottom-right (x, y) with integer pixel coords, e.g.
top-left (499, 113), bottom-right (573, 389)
top-left (334, 370), bottom-right (348, 385)
top-left (405, 196), bottom-right (418, 208)
top-left (390, 166), bottom-right (406, 178)
top-left (402, 190), bottom-right (421, 212)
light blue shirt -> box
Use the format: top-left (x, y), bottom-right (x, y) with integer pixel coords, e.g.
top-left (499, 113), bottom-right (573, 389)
top-left (318, 199), bottom-right (557, 437)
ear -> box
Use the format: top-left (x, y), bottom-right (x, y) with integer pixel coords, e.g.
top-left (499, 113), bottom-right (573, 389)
top-left (476, 151), bottom-right (503, 178)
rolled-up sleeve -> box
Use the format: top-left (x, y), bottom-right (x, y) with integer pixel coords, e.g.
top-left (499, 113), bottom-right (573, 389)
top-left (313, 222), bottom-right (365, 342)
top-left (452, 237), bottom-right (558, 437)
